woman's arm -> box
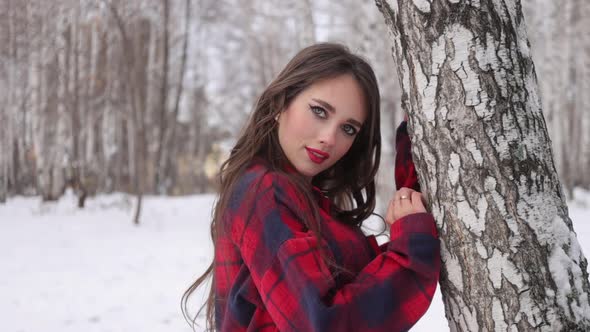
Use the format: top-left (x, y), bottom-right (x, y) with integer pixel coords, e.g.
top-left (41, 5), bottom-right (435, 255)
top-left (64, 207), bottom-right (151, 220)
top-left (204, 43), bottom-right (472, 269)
top-left (395, 120), bottom-right (420, 192)
top-left (228, 171), bottom-right (440, 332)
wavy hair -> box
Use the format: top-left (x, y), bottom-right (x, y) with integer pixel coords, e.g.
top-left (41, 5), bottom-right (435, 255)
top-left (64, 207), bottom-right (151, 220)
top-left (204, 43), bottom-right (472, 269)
top-left (181, 42), bottom-right (381, 331)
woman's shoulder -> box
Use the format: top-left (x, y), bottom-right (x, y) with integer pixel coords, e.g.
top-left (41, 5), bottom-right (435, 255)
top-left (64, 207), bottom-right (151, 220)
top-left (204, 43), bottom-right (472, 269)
top-left (230, 158), bottom-right (300, 206)
top-left (225, 158), bottom-right (310, 234)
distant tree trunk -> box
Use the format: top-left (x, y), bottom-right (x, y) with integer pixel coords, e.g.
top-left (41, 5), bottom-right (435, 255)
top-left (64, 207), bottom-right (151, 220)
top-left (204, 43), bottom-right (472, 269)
top-left (2, 0), bottom-right (11, 202)
top-left (582, 0), bottom-right (590, 190)
top-left (0, 104), bottom-right (6, 203)
top-left (68, 2), bottom-right (88, 207)
top-left (154, 0), bottom-right (170, 194)
top-left (14, 1), bottom-right (35, 195)
top-left (162, 0), bottom-right (191, 194)
top-left (80, 21), bottom-right (95, 204)
top-left (376, 0), bottom-right (590, 331)
top-left (297, 0), bottom-right (316, 48)
top-left (560, 0), bottom-right (578, 199)
top-left (101, 26), bottom-right (116, 193)
top-left (105, 1), bottom-right (145, 224)
top-left (133, 18), bottom-right (150, 220)
top-left (523, 0), bottom-right (590, 195)
top-left (0, 0), bottom-right (8, 202)
top-left (569, 0), bottom-right (590, 192)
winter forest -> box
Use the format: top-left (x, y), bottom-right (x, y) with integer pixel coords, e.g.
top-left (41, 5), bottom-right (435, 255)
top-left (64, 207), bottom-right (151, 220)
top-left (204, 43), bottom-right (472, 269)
top-left (2, 0), bottom-right (590, 331)
top-left (2, 0), bottom-right (589, 207)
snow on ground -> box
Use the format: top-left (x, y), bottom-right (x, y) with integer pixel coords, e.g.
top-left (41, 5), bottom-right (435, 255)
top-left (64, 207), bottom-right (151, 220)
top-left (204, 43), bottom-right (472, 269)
top-left (1, 188), bottom-right (589, 332)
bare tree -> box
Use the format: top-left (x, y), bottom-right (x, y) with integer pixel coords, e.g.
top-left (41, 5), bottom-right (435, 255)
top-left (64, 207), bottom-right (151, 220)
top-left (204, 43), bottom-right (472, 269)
top-left (153, 0), bottom-right (170, 194)
top-left (376, 0), bottom-right (590, 330)
top-left (104, 0), bottom-right (150, 224)
top-left (0, 85), bottom-right (6, 202)
top-left (155, 0), bottom-right (191, 195)
top-left (0, 0), bottom-right (9, 202)
top-left (71, 1), bottom-right (86, 206)
top-left (523, 0), bottom-right (590, 196)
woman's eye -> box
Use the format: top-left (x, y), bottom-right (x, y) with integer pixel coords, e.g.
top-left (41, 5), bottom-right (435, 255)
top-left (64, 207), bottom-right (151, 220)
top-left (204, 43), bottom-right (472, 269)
top-left (310, 105), bottom-right (327, 118)
top-left (342, 124), bottom-right (358, 136)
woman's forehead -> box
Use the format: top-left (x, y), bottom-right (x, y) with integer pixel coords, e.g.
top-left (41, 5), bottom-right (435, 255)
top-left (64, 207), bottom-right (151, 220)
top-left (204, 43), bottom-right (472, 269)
top-left (301, 74), bottom-right (367, 122)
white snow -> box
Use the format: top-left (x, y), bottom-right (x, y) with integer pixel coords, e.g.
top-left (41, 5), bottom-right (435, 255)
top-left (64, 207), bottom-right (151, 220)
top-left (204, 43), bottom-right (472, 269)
top-left (2, 188), bottom-right (590, 332)
top-left (0, 191), bottom-right (214, 332)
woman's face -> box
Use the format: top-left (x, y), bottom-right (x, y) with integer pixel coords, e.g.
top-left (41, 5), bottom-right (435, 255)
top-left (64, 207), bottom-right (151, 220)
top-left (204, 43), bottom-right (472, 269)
top-left (277, 74), bottom-right (367, 181)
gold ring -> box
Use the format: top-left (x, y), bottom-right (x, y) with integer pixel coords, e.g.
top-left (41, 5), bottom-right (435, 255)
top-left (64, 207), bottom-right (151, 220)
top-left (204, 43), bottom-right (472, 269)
top-left (400, 195), bottom-right (409, 200)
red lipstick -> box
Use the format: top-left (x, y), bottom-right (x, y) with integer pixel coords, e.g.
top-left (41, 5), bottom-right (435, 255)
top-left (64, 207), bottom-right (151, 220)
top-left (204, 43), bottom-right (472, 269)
top-left (305, 147), bottom-right (329, 164)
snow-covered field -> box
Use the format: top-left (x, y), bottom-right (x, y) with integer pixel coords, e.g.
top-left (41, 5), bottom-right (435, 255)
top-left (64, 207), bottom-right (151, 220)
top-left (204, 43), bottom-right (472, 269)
top-left (1, 189), bottom-right (589, 332)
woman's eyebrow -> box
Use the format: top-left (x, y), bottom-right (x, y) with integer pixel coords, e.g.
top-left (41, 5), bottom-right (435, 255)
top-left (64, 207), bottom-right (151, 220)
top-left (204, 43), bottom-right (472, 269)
top-left (312, 98), bottom-right (363, 128)
top-left (312, 98), bottom-right (335, 112)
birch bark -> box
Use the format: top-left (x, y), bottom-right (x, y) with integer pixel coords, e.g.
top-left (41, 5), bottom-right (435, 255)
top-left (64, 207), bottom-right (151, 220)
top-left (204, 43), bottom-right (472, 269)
top-left (376, 0), bottom-right (590, 330)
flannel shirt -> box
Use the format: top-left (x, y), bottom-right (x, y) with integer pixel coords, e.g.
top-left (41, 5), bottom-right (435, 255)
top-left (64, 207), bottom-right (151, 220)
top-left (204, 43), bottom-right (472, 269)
top-left (395, 120), bottom-right (420, 192)
top-left (214, 121), bottom-right (440, 331)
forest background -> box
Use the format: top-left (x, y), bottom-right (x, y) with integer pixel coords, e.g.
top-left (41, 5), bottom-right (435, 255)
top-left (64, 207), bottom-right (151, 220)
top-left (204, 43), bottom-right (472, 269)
top-left (2, 0), bottom-right (588, 215)
top-left (2, 0), bottom-right (590, 331)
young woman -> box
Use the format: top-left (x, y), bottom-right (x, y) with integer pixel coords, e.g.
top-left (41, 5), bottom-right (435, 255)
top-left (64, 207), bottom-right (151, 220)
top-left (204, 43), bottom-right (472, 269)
top-left (182, 43), bottom-right (440, 332)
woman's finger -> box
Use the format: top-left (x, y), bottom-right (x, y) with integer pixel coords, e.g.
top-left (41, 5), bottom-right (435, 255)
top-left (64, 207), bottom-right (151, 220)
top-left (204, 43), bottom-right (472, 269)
top-left (411, 191), bottom-right (427, 213)
top-left (395, 187), bottom-right (413, 200)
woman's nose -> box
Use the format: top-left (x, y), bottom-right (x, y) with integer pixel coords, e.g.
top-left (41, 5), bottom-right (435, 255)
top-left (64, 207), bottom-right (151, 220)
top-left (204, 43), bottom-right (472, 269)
top-left (318, 126), bottom-right (337, 147)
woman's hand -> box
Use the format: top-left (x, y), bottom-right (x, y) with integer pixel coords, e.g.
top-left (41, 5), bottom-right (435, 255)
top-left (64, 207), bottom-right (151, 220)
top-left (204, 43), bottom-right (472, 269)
top-left (385, 187), bottom-right (427, 225)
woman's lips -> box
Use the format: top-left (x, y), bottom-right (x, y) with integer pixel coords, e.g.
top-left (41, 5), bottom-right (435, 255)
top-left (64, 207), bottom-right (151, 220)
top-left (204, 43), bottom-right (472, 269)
top-left (305, 147), bottom-right (329, 164)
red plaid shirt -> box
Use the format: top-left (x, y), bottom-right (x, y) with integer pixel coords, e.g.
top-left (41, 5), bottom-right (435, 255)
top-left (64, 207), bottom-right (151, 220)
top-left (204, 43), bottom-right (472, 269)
top-left (214, 121), bottom-right (440, 331)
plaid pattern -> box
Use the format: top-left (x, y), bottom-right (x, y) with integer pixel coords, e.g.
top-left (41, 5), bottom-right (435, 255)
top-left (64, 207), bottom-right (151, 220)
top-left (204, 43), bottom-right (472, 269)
top-left (214, 121), bottom-right (439, 331)
top-left (395, 121), bottom-right (420, 192)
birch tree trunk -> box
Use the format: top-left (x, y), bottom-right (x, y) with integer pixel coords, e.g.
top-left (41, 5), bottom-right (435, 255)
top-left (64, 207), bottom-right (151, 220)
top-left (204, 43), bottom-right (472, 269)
top-left (0, 0), bottom-right (8, 201)
top-left (0, 91), bottom-right (6, 203)
top-left (106, 1), bottom-right (145, 224)
top-left (162, 0), bottom-right (191, 195)
top-left (154, 0), bottom-right (170, 194)
top-left (376, 0), bottom-right (590, 330)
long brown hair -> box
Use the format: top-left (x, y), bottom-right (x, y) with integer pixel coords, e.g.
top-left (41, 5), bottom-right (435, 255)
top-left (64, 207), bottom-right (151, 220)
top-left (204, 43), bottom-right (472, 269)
top-left (181, 42), bottom-right (381, 330)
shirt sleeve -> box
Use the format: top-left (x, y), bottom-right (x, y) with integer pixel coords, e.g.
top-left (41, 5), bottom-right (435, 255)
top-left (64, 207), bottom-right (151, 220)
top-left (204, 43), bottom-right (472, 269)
top-left (229, 172), bottom-right (440, 332)
top-left (395, 120), bottom-right (421, 191)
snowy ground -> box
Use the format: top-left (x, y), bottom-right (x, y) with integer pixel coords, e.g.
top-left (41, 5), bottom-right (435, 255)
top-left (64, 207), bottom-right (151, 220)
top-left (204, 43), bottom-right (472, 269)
top-left (1, 188), bottom-right (589, 332)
